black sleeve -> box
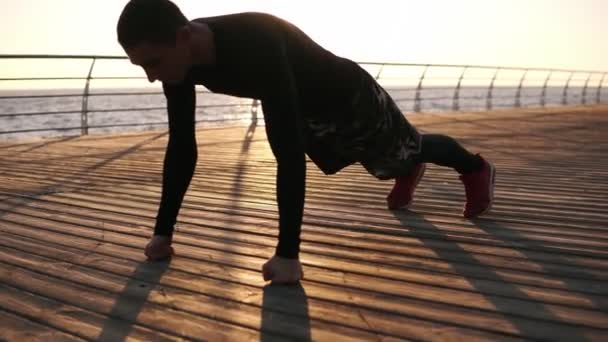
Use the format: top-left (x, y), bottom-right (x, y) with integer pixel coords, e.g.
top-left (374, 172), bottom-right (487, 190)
top-left (260, 28), bottom-right (307, 259)
top-left (153, 81), bottom-right (198, 237)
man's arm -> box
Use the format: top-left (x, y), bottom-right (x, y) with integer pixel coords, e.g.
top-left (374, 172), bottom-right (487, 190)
top-left (260, 28), bottom-right (307, 260)
top-left (153, 81), bottom-right (198, 237)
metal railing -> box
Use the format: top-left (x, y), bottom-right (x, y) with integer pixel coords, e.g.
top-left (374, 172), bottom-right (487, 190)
top-left (1, 54), bottom-right (607, 138)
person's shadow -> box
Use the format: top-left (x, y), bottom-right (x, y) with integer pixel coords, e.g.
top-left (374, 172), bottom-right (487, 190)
top-left (97, 258), bottom-right (171, 341)
top-left (260, 283), bottom-right (311, 341)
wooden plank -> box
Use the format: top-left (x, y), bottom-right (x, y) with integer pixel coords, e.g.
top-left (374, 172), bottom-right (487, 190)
top-left (71, 185), bottom-right (608, 251)
top-left (25, 188), bottom-right (608, 257)
top-left (1, 156), bottom-right (607, 229)
top-left (0, 159), bottom-right (605, 226)
top-left (5, 200), bottom-right (606, 301)
top-left (0, 261), bottom-right (285, 341)
top-left (2, 195), bottom-right (607, 296)
top-left (0, 307), bottom-right (84, 342)
top-left (0, 238), bottom-right (521, 341)
top-left (0, 219), bottom-right (606, 341)
top-left (2, 154), bottom-right (607, 222)
top-left (2, 166), bottom-right (601, 248)
top-left (0, 285), bottom-right (181, 341)
top-left (3, 163), bottom-right (604, 243)
top-left (3, 148), bottom-right (608, 204)
top-left (0, 207), bottom-right (604, 313)
top-left (3, 195), bottom-right (607, 294)
top-left (10, 192), bottom-right (607, 277)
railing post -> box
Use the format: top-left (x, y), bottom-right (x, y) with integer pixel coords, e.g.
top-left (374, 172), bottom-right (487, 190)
top-left (375, 64), bottom-right (385, 80)
top-left (514, 69), bottom-right (528, 108)
top-left (81, 57), bottom-right (96, 136)
top-left (486, 68), bottom-right (500, 111)
top-left (413, 65), bottom-right (429, 113)
top-left (581, 73), bottom-right (592, 105)
top-left (250, 99), bottom-right (259, 124)
top-left (452, 66), bottom-right (468, 111)
top-left (540, 71), bottom-right (552, 107)
top-left (597, 73), bottom-right (606, 105)
top-left (562, 72), bottom-right (573, 106)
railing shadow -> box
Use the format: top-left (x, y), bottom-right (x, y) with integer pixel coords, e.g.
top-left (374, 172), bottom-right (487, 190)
top-left (470, 217), bottom-right (607, 311)
top-left (390, 209), bottom-right (593, 341)
top-left (0, 135), bottom-right (80, 159)
top-left (0, 131), bottom-right (167, 222)
top-left (0, 131), bottom-right (172, 341)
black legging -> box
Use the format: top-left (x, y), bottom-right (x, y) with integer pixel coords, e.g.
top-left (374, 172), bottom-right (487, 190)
top-left (411, 134), bottom-right (483, 175)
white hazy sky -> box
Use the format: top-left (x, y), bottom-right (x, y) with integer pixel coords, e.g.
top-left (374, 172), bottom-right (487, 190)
top-left (0, 0), bottom-right (607, 71)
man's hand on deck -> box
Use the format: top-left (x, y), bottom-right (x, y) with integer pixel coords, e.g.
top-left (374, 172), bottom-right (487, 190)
top-left (145, 235), bottom-right (174, 260)
top-left (262, 255), bottom-right (303, 284)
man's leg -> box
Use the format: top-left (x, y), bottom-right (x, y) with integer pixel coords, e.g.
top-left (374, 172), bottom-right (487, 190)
top-left (389, 134), bottom-right (496, 218)
top-left (387, 133), bottom-right (475, 210)
top-left (346, 72), bottom-right (495, 217)
top-left (412, 134), bottom-right (483, 173)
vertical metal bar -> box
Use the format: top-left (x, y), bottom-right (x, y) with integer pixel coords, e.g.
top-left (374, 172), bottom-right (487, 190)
top-left (413, 65), bottom-right (429, 113)
top-left (486, 68), bottom-right (500, 111)
top-left (514, 69), bottom-right (528, 108)
top-left (581, 73), bottom-right (592, 105)
top-left (540, 71), bottom-right (552, 107)
top-left (375, 64), bottom-right (385, 80)
top-left (452, 66), bottom-right (468, 111)
top-left (562, 72), bottom-right (574, 106)
top-left (597, 73), bottom-right (606, 104)
top-left (81, 58), bottom-right (96, 136)
top-left (250, 99), bottom-right (259, 124)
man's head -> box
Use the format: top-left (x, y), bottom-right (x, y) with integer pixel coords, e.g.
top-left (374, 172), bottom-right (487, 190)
top-left (117, 0), bottom-right (193, 84)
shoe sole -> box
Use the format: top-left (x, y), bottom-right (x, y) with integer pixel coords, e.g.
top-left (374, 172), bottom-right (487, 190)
top-left (467, 162), bottom-right (496, 218)
top-left (390, 163), bottom-right (427, 210)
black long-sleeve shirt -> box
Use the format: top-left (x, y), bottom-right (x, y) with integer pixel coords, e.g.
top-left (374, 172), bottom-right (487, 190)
top-left (154, 12), bottom-right (366, 258)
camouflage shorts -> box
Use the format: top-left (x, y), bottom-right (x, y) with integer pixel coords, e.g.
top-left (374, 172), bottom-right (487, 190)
top-left (304, 75), bottom-right (421, 180)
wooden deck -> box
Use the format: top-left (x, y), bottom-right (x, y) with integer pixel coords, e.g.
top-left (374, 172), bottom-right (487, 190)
top-left (0, 105), bottom-right (607, 341)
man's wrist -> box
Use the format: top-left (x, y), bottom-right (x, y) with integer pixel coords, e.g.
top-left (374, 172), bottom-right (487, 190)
top-left (153, 220), bottom-right (175, 237)
top-left (152, 233), bottom-right (173, 243)
top-left (275, 244), bottom-right (300, 259)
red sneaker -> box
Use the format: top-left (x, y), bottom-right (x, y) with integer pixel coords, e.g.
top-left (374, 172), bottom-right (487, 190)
top-left (460, 156), bottom-right (496, 218)
top-left (387, 163), bottom-right (426, 209)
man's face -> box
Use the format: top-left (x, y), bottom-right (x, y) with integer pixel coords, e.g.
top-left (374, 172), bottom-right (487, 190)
top-left (126, 40), bottom-right (190, 84)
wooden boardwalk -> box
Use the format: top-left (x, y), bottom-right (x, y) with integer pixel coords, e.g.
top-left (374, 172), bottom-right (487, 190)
top-left (0, 106), bottom-right (607, 341)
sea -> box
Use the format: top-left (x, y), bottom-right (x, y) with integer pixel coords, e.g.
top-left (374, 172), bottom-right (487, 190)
top-left (1, 85), bottom-right (605, 141)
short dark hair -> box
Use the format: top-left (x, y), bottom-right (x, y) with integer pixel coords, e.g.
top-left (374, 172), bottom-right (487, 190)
top-left (117, 0), bottom-right (189, 49)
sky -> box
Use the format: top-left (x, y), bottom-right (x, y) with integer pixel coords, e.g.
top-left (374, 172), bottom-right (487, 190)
top-left (0, 0), bottom-right (607, 88)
